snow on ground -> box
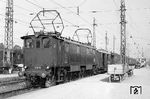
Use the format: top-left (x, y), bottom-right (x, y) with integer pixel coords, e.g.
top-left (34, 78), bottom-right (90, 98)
top-left (122, 66), bottom-right (150, 86)
top-left (8, 67), bottom-right (150, 99)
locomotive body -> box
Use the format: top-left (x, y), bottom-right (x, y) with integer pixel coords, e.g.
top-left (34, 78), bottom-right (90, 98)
top-left (21, 33), bottom-right (109, 87)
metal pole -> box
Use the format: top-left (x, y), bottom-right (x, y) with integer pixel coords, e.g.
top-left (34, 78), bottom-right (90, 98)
top-left (105, 31), bottom-right (108, 51)
top-left (3, 0), bottom-right (13, 70)
top-left (77, 6), bottom-right (79, 15)
top-left (92, 17), bottom-right (96, 48)
top-left (120, 0), bottom-right (126, 65)
top-left (113, 35), bottom-right (116, 53)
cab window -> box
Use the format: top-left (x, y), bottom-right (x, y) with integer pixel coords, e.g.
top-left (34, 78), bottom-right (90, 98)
top-left (65, 43), bottom-right (69, 52)
top-left (43, 38), bottom-right (51, 48)
top-left (25, 39), bottom-right (33, 48)
top-left (86, 48), bottom-right (89, 54)
top-left (77, 46), bottom-right (80, 54)
top-left (93, 49), bottom-right (95, 54)
top-left (36, 40), bottom-right (40, 48)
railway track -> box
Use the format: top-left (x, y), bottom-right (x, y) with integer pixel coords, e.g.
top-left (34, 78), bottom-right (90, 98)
top-left (0, 79), bottom-right (26, 93)
top-left (0, 77), bottom-right (25, 86)
top-left (0, 77), bottom-right (30, 98)
top-left (0, 72), bottom-right (100, 98)
top-left (0, 76), bottom-right (43, 98)
top-left (0, 86), bottom-right (39, 99)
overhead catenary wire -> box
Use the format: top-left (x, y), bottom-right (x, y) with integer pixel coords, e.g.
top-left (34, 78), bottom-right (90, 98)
top-left (48, 0), bottom-right (106, 47)
top-left (1, 1), bottom-right (149, 43)
top-left (0, 0), bottom-right (79, 29)
top-left (25, 0), bottom-right (43, 9)
top-left (49, 0), bottom-right (91, 25)
top-left (0, 0), bottom-right (35, 24)
top-left (0, 13), bottom-right (30, 27)
top-left (126, 14), bottom-right (149, 58)
top-left (0, 0), bottom-right (144, 33)
top-left (78, 0), bottom-right (87, 6)
top-left (0, 0), bottom-right (36, 24)
top-left (1, 0), bottom-right (148, 29)
top-left (112, 0), bottom-right (119, 9)
top-left (0, 0), bottom-right (33, 12)
top-left (126, 11), bottom-right (149, 42)
top-left (24, 0), bottom-right (80, 28)
top-left (34, 0), bottom-right (77, 9)
top-left (126, 1), bottom-right (150, 34)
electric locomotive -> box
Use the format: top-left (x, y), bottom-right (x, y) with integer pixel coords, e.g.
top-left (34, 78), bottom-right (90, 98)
top-left (19, 9), bottom-right (117, 87)
top-left (19, 10), bottom-right (111, 87)
top-left (21, 33), bottom-right (99, 87)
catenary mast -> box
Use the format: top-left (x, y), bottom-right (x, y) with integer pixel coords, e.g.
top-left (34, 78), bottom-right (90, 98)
top-left (92, 17), bottom-right (96, 48)
top-left (3, 0), bottom-right (14, 68)
top-left (120, 0), bottom-right (126, 65)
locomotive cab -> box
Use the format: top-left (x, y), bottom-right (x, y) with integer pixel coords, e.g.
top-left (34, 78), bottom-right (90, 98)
top-left (22, 34), bottom-right (57, 67)
top-left (21, 33), bottom-right (59, 87)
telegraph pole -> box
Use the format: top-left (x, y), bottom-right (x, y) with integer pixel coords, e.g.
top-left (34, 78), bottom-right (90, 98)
top-left (113, 35), bottom-right (116, 53)
top-left (105, 31), bottom-right (108, 51)
top-left (92, 17), bottom-right (96, 48)
top-left (77, 6), bottom-right (79, 15)
top-left (142, 47), bottom-right (144, 58)
top-left (3, 0), bottom-right (14, 69)
top-left (120, 0), bottom-right (126, 65)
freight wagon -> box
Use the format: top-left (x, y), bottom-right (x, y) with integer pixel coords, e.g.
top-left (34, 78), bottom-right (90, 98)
top-left (107, 53), bottom-right (136, 82)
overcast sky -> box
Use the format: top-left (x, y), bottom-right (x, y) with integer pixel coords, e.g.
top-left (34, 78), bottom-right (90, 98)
top-left (0, 0), bottom-right (150, 59)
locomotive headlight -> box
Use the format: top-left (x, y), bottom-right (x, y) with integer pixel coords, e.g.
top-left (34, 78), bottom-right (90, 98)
top-left (41, 73), bottom-right (46, 78)
top-left (24, 66), bottom-right (27, 69)
top-left (46, 66), bottom-right (50, 69)
top-left (18, 71), bottom-right (24, 77)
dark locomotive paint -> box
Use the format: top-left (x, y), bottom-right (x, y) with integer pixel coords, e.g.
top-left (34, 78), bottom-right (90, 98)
top-left (21, 34), bottom-right (97, 71)
top-left (20, 34), bottom-right (111, 87)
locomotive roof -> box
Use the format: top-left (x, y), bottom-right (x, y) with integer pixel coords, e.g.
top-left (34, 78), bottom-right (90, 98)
top-left (21, 34), bottom-right (96, 49)
top-left (58, 36), bottom-right (95, 49)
